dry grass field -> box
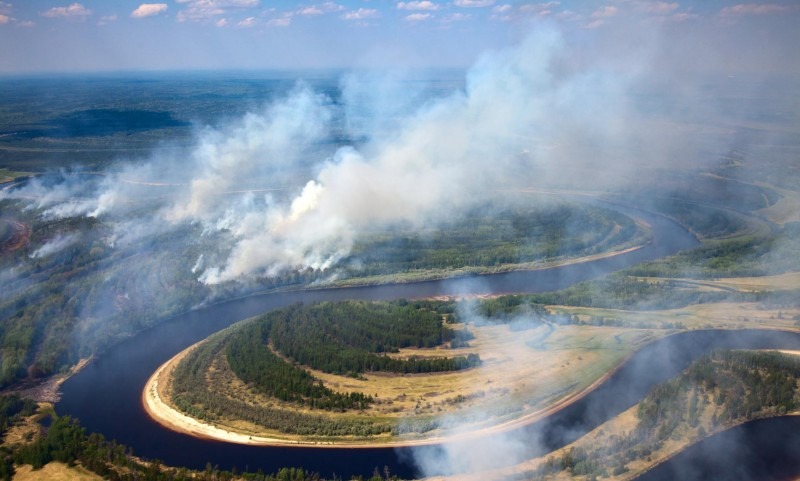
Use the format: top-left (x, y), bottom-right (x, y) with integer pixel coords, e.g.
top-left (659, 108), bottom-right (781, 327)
top-left (13, 462), bottom-right (102, 481)
top-left (149, 321), bottom-right (662, 445)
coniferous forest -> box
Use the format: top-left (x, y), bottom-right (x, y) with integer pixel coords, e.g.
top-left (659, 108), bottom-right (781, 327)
top-left (526, 350), bottom-right (800, 480)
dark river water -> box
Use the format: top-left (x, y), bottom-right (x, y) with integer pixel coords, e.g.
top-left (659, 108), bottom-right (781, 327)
top-left (54, 207), bottom-right (799, 479)
top-left (636, 416), bottom-right (800, 481)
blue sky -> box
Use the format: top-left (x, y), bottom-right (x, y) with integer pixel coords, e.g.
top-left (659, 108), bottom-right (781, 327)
top-left (0, 1), bottom-right (799, 73)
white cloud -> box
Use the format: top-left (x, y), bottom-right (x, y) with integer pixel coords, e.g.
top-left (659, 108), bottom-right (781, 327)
top-left (97, 14), bottom-right (118, 25)
top-left (341, 8), bottom-right (380, 20)
top-left (591, 5), bottom-right (618, 18)
top-left (176, 0), bottom-right (259, 5)
top-left (453, 0), bottom-right (495, 7)
top-left (636, 1), bottom-right (679, 14)
top-left (397, 1), bottom-right (441, 11)
top-left (321, 2), bottom-right (345, 11)
top-left (518, 1), bottom-right (561, 17)
top-left (237, 16), bottom-right (256, 26)
top-left (298, 6), bottom-right (323, 15)
top-left (131, 4), bottom-right (168, 19)
top-left (442, 12), bottom-right (471, 21)
top-left (267, 16), bottom-right (292, 26)
top-left (17, 20), bottom-right (35, 27)
top-left (176, 0), bottom-right (259, 22)
top-left (720, 3), bottom-right (792, 16)
top-left (519, 1), bottom-right (558, 12)
top-left (405, 12), bottom-right (432, 21)
top-left (41, 3), bottom-right (92, 19)
top-left (669, 11), bottom-right (698, 22)
top-left (297, 2), bottom-right (344, 15)
top-left (0, 14), bottom-right (8, 24)
top-left (555, 9), bottom-right (577, 20)
top-left (492, 4), bottom-right (512, 13)
top-left (216, 17), bottom-right (228, 26)
top-left (585, 18), bottom-right (604, 28)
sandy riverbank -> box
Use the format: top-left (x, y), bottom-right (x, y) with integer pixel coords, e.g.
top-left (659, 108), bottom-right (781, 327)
top-left (140, 209), bottom-right (656, 448)
top-left (142, 337), bottom-right (627, 449)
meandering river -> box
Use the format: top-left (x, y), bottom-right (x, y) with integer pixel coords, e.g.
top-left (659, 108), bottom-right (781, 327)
top-left (55, 206), bottom-right (800, 478)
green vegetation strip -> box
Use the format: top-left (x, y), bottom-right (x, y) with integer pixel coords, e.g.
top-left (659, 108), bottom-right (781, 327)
top-left (341, 202), bottom-right (648, 280)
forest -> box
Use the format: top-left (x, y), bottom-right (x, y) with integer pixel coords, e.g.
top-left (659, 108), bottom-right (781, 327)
top-left (526, 350), bottom-right (800, 480)
top-left (171, 331), bottom-right (392, 435)
top-left (258, 301), bottom-right (480, 376)
top-left (166, 300), bottom-right (486, 435)
top-left (5, 348), bottom-right (800, 481)
top-left (340, 202), bottom-right (645, 277)
top-left (227, 319), bottom-right (374, 411)
top-left (0, 195), bottom-right (636, 392)
top-left (172, 300), bottom-right (480, 421)
top-left (6, 411), bottom-right (400, 481)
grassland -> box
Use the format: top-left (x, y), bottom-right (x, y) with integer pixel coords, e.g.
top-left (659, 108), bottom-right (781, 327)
top-left (144, 265), bottom-right (800, 448)
top-left (13, 462), bottom-right (102, 481)
top-left (147, 314), bottom-right (662, 446)
top-left (2, 73), bottom-right (800, 479)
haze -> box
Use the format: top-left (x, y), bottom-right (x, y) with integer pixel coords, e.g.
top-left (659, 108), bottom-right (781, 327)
top-left (0, 1), bottom-right (798, 75)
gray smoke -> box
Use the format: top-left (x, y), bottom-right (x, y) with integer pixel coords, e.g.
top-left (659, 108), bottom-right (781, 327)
top-left (3, 23), bottom-right (655, 284)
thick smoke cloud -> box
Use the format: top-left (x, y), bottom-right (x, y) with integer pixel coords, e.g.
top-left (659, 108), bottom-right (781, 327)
top-left (2, 24), bottom-right (644, 284)
top-left (0, 22), bottom-right (732, 286)
top-left (177, 25), bottom-right (640, 283)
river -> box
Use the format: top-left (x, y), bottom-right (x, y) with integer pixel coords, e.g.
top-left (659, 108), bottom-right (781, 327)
top-left (55, 206), bottom-right (798, 479)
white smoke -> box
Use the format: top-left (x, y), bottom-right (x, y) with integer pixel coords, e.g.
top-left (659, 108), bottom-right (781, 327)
top-left (4, 23), bottom-right (704, 285)
top-left (403, 296), bottom-right (549, 477)
top-left (167, 83), bottom-right (331, 224)
top-left (410, 427), bottom-right (533, 477)
top-left (29, 234), bottom-right (79, 259)
top-left (191, 25), bottom-right (640, 283)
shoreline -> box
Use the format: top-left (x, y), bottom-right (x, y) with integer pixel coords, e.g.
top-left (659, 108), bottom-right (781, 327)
top-left (8, 357), bottom-right (91, 403)
top-left (139, 229), bottom-right (661, 450)
top-left (323, 236), bottom-right (652, 291)
top-left (142, 335), bottom-right (631, 449)
top-left (143, 327), bottom-right (800, 449)
top-left (139, 223), bottom-right (660, 449)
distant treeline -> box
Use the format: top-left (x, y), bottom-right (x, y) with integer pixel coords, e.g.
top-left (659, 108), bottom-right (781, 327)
top-left (342, 202), bottom-right (645, 277)
top-left (628, 223), bottom-right (800, 279)
top-left (462, 272), bottom-right (800, 316)
top-left (525, 350), bottom-right (800, 480)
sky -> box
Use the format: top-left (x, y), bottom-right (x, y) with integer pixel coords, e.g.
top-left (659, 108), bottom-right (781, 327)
top-left (0, 1), bottom-right (799, 74)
